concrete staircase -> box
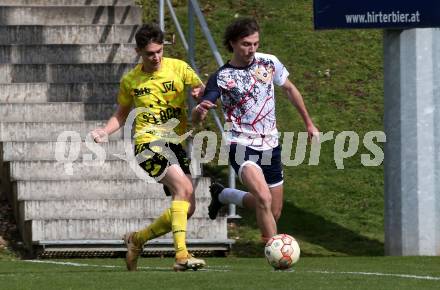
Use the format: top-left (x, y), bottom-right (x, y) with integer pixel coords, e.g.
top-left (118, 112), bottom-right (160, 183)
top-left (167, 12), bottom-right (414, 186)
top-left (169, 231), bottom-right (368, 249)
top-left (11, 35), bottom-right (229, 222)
top-left (0, 0), bottom-right (231, 256)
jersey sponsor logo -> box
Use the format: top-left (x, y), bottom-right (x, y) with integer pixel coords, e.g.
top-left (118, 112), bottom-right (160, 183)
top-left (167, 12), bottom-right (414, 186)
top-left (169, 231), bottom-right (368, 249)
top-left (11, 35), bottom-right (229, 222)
top-left (133, 87), bottom-right (151, 97)
top-left (159, 107), bottom-right (182, 122)
top-left (161, 81), bottom-right (176, 93)
top-left (141, 107), bottom-right (182, 124)
top-left (141, 112), bottom-right (159, 124)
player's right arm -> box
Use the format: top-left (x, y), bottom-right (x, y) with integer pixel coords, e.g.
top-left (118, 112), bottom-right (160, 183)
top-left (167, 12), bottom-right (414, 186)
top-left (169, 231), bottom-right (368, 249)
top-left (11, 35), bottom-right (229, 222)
top-left (91, 104), bottom-right (131, 143)
top-left (92, 76), bottom-right (132, 143)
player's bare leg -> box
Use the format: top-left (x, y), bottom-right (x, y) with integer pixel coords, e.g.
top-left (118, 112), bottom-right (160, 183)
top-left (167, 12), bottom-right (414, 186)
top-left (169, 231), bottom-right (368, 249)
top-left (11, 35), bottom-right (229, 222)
top-left (208, 184), bottom-right (280, 220)
top-left (242, 191), bottom-right (256, 210)
top-left (240, 164), bottom-right (277, 239)
top-left (186, 174), bottom-right (196, 218)
top-left (269, 185), bottom-right (283, 222)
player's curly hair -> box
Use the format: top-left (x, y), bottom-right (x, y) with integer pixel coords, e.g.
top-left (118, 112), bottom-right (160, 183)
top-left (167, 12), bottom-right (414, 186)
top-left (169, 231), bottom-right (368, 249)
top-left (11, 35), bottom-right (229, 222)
top-left (135, 23), bottom-right (164, 48)
top-left (223, 17), bottom-right (260, 52)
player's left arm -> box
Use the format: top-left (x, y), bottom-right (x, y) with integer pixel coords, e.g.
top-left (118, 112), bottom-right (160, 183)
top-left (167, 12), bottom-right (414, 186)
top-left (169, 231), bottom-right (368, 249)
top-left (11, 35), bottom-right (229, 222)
top-left (181, 61), bottom-right (205, 100)
top-left (281, 79), bottom-right (319, 142)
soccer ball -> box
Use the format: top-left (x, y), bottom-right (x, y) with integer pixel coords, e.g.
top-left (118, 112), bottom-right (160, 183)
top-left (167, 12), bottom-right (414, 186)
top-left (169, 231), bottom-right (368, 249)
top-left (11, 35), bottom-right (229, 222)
top-left (264, 234), bottom-right (300, 270)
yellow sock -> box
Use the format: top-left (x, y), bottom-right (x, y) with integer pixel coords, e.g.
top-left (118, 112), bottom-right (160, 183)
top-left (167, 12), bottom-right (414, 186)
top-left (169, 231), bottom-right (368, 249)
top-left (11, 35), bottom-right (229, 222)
top-left (171, 200), bottom-right (190, 259)
top-left (134, 208), bottom-right (172, 246)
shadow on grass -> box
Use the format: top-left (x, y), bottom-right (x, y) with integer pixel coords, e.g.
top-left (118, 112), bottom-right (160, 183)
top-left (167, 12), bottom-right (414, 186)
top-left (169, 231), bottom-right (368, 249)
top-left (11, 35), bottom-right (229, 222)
top-left (231, 200), bottom-right (384, 257)
top-left (203, 165), bottom-right (384, 257)
top-left (277, 201), bottom-right (384, 256)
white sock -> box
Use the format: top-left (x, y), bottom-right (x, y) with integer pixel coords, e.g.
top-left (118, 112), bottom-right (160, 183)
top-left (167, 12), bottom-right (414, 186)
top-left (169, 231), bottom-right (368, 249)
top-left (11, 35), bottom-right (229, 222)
top-left (218, 188), bottom-right (247, 207)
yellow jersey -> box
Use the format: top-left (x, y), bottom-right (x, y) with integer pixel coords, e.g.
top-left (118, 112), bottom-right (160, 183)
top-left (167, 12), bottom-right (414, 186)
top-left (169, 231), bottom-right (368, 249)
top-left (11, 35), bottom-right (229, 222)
top-left (117, 57), bottom-right (202, 144)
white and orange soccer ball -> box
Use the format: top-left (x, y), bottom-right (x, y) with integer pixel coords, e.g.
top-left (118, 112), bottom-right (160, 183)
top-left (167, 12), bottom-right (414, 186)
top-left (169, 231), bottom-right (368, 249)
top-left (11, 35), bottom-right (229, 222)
top-left (264, 234), bottom-right (300, 270)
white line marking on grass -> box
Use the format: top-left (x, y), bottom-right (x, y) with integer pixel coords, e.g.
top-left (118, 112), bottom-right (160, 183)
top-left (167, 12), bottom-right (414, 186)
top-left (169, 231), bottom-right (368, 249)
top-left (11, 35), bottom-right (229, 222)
top-left (24, 260), bottom-right (122, 269)
top-left (23, 260), bottom-right (230, 272)
top-left (308, 270), bottom-right (440, 281)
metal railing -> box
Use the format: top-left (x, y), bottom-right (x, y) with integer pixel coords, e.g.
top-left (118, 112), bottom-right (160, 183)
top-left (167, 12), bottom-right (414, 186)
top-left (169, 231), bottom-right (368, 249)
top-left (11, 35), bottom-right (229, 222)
top-left (158, 0), bottom-right (239, 218)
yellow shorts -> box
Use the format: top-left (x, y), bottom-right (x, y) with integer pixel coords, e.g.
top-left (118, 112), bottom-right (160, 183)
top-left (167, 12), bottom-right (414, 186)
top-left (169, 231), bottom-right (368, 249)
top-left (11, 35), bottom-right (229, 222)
top-left (134, 142), bottom-right (190, 179)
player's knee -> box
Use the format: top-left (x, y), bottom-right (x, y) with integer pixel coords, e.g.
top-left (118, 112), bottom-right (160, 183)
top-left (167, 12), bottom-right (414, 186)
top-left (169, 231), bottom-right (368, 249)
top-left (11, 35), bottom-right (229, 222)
top-left (256, 192), bottom-right (272, 211)
top-left (174, 180), bottom-right (193, 200)
top-left (175, 187), bottom-right (193, 200)
top-left (184, 182), bottom-right (194, 198)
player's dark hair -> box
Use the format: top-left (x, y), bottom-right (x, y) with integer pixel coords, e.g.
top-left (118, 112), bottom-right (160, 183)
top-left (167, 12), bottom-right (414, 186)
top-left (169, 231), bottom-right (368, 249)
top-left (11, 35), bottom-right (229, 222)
top-left (223, 17), bottom-right (260, 52)
top-left (135, 23), bottom-right (164, 49)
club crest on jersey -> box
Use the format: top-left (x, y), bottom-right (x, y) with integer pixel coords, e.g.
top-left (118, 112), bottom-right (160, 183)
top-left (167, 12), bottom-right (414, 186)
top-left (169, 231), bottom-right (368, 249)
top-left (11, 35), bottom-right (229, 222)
top-left (162, 81), bottom-right (176, 93)
top-left (254, 66), bottom-right (273, 83)
top-left (226, 79), bottom-right (236, 89)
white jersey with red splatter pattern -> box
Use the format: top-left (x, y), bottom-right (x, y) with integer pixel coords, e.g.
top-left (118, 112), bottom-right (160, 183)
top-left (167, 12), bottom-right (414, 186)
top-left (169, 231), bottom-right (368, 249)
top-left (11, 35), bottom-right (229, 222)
top-left (203, 52), bottom-right (289, 150)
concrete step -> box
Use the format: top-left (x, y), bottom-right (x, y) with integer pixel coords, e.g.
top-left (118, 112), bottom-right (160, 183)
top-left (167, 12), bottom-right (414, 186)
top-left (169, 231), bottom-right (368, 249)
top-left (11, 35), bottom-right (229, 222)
top-left (0, 6), bottom-right (142, 25)
top-left (2, 140), bottom-right (127, 161)
top-left (20, 197), bottom-right (213, 220)
top-left (0, 25), bottom-right (139, 45)
top-left (0, 0), bottom-right (135, 5)
top-left (0, 63), bottom-right (135, 83)
top-left (0, 103), bottom-right (117, 122)
top-left (0, 121), bottom-right (123, 141)
top-left (0, 83), bottom-right (119, 103)
top-left (0, 44), bottom-right (139, 64)
top-left (0, 103), bottom-right (116, 122)
top-left (27, 217), bottom-right (227, 241)
top-left (13, 178), bottom-right (211, 200)
top-left (13, 180), bottom-right (159, 200)
top-left (9, 160), bottom-right (155, 181)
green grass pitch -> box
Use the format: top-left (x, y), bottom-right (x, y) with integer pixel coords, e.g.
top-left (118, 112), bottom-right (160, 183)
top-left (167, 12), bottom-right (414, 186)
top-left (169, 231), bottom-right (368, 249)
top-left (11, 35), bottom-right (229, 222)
top-left (0, 257), bottom-right (439, 290)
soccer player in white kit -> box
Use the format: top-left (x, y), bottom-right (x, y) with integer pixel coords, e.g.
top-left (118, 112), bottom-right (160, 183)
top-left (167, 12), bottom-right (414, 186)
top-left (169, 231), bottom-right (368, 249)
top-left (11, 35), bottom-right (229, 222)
top-left (192, 17), bottom-right (319, 243)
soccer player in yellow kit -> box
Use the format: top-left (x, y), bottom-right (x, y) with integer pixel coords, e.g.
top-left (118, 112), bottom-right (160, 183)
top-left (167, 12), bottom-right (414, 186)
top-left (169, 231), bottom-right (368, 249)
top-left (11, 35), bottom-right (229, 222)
top-left (91, 23), bottom-right (206, 272)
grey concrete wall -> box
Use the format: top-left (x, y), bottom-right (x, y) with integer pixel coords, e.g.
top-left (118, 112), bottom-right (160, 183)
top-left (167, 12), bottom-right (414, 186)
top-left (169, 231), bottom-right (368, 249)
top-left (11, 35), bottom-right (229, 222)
top-left (0, 83), bottom-right (120, 103)
top-left (21, 198), bottom-right (213, 220)
top-left (0, 103), bottom-right (116, 122)
top-left (0, 0), bottom-right (135, 5)
top-left (14, 177), bottom-right (211, 200)
top-left (0, 44), bottom-right (139, 64)
top-left (29, 218), bottom-right (228, 241)
top-left (0, 6), bottom-right (142, 25)
top-left (0, 64), bottom-right (135, 83)
top-left (384, 28), bottom-right (440, 256)
top-left (2, 141), bottom-right (125, 161)
top-left (0, 121), bottom-right (123, 141)
top-left (0, 1), bottom-right (231, 250)
top-left (9, 160), bottom-right (147, 180)
top-left (14, 180), bottom-right (160, 200)
top-left (0, 25), bottom-right (139, 45)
